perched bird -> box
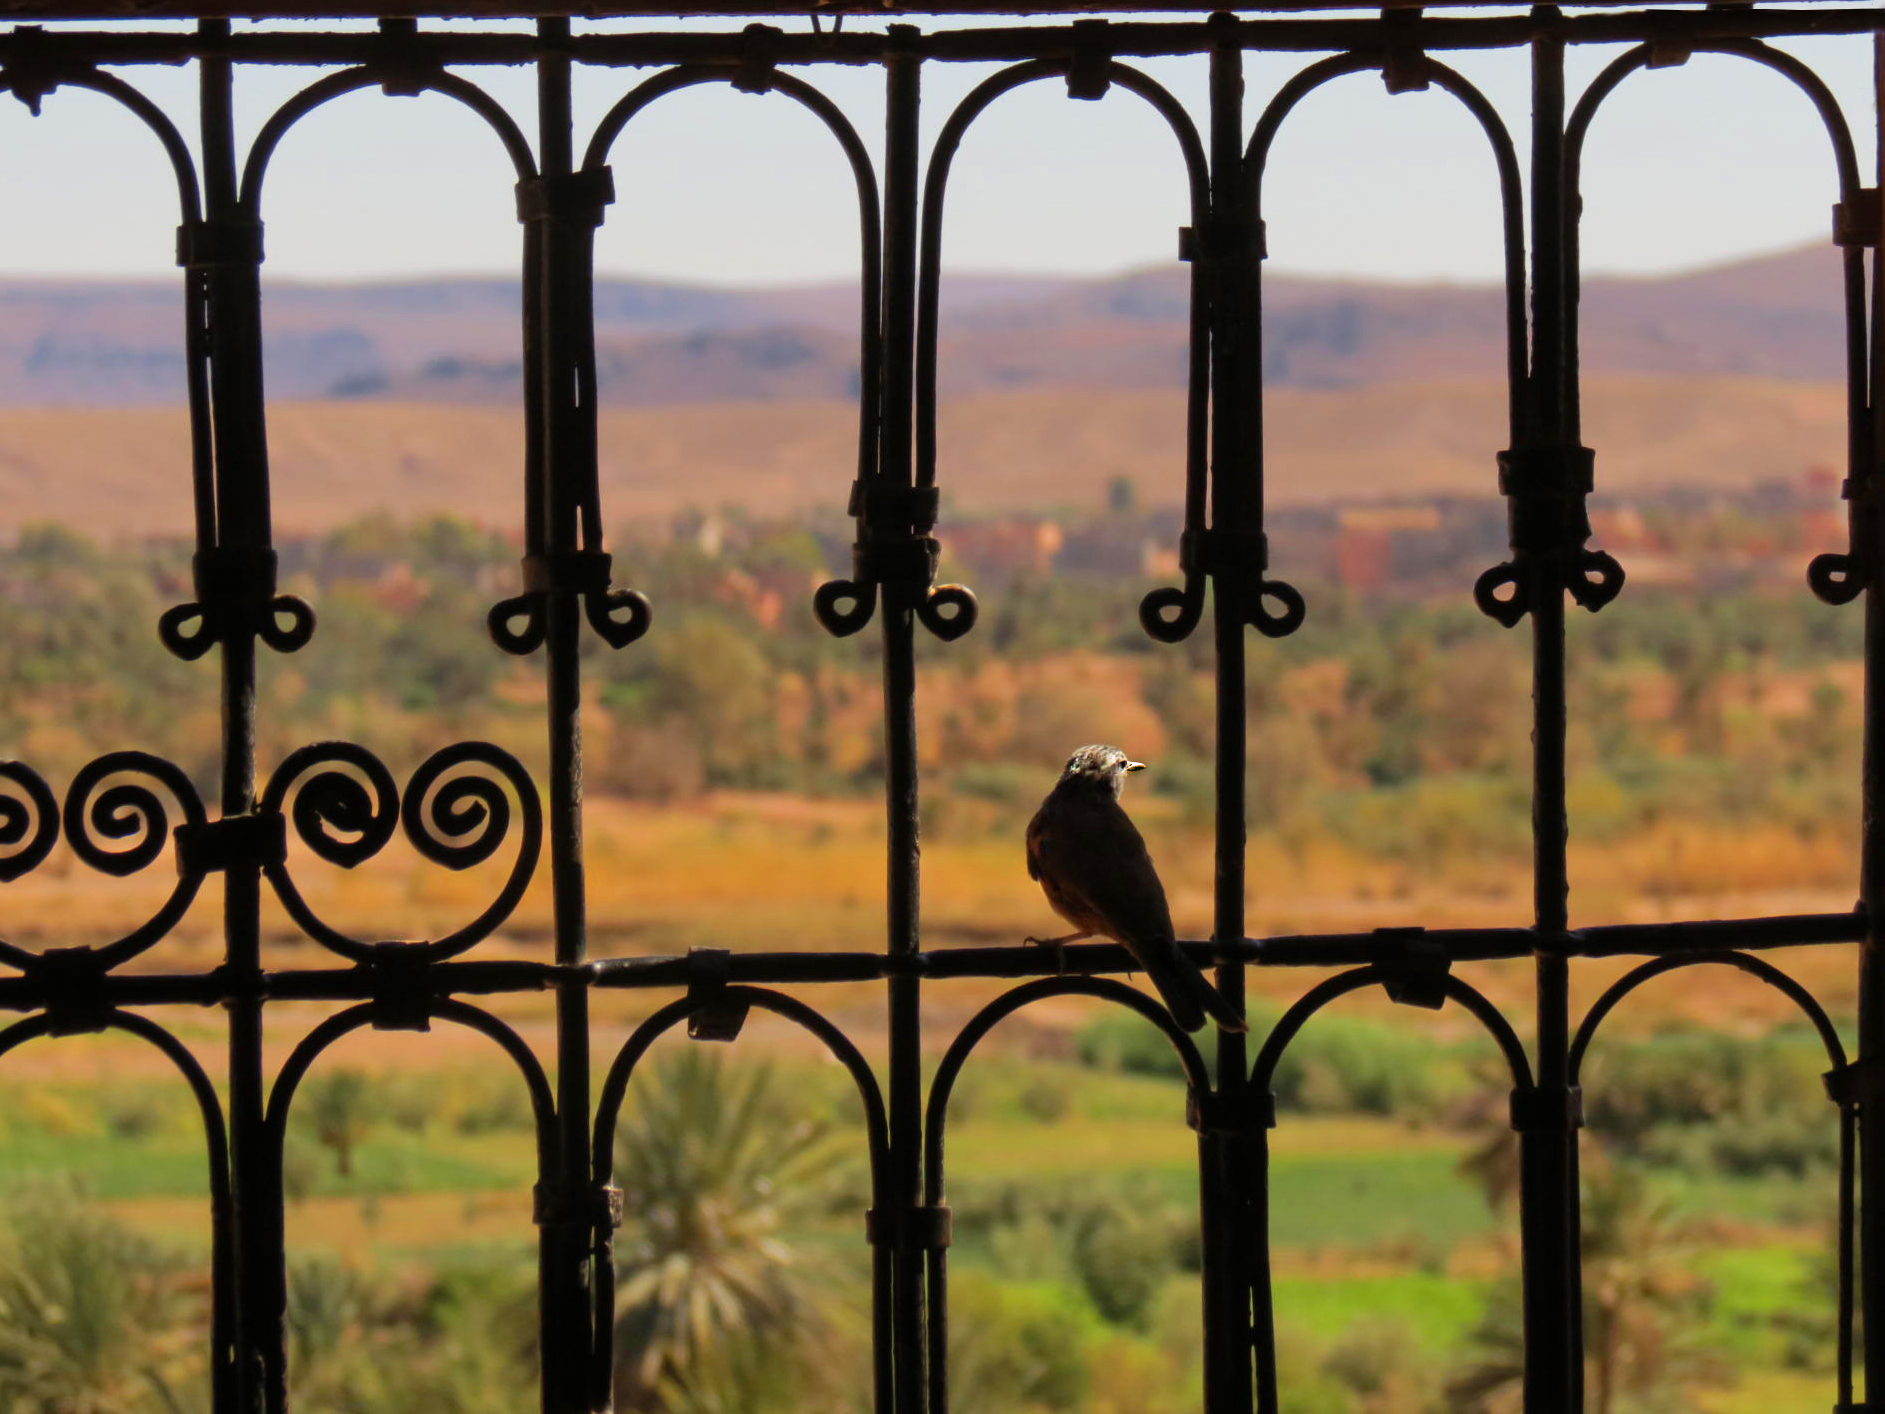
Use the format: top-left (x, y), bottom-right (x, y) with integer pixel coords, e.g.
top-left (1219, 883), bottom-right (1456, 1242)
top-left (1026, 744), bottom-right (1245, 1033)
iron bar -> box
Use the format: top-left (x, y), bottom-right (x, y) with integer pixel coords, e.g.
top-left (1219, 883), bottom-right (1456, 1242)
top-left (0, 9), bottom-right (1877, 1412)
top-left (6, 8), bottom-right (1885, 73)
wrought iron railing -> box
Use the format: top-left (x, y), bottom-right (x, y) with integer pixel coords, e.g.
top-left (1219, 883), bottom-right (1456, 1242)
top-left (0, 4), bottom-right (1880, 1411)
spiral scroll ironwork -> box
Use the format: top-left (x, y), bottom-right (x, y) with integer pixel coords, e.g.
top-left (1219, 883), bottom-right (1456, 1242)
top-left (259, 741), bottom-right (542, 963)
top-left (0, 752), bottom-right (209, 968)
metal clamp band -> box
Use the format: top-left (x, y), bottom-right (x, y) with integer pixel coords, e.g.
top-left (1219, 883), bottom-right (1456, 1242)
top-left (176, 218), bottom-right (265, 269)
top-left (686, 948), bottom-right (749, 1042)
top-left (514, 167), bottom-right (616, 227)
top-left (1509, 1085), bottom-right (1584, 1133)
top-left (1834, 190), bottom-right (1880, 248)
top-left (32, 946), bottom-right (110, 1038)
top-left (535, 1181), bottom-right (625, 1229)
top-left (174, 812), bottom-right (288, 877)
top-left (522, 550), bottom-right (614, 597)
top-left (866, 1204), bottom-right (952, 1251)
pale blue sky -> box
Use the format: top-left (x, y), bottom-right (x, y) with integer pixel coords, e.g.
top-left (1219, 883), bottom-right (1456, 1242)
top-left (0, 13), bottom-right (1871, 287)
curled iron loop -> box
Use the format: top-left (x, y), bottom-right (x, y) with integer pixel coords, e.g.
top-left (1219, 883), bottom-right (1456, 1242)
top-left (813, 577), bottom-right (877, 637)
top-left (487, 593), bottom-right (548, 655)
top-left (258, 595), bottom-right (316, 653)
top-left (156, 602), bottom-right (218, 661)
top-left (157, 592), bottom-right (316, 660)
top-left (1251, 579), bottom-right (1307, 639)
top-left (1139, 578), bottom-right (1205, 644)
top-left (46, 753), bottom-right (208, 966)
top-left (1810, 551), bottom-right (1867, 606)
top-left (1474, 562), bottom-right (1529, 628)
top-left (584, 587), bottom-right (652, 650)
top-left (0, 762), bottom-right (59, 883)
top-left (1567, 550), bottom-right (1625, 612)
top-left (1475, 551), bottom-right (1627, 627)
top-left (262, 742), bottom-right (399, 869)
top-left (261, 741), bottom-right (542, 962)
top-left (65, 752), bottom-right (205, 878)
top-left (917, 583), bottom-right (978, 642)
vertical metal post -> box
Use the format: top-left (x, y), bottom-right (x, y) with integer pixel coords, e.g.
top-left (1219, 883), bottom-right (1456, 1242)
top-left (535, 18), bottom-right (598, 1413)
top-left (192, 20), bottom-right (280, 1412)
top-left (1203, 23), bottom-right (1258, 1414)
top-left (880, 31), bottom-right (928, 1414)
top-left (1519, 20), bottom-right (1580, 1414)
top-left (1856, 33), bottom-right (1885, 1407)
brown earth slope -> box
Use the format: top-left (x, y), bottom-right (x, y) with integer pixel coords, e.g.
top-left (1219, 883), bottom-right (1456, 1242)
top-left (0, 373), bottom-right (1842, 538)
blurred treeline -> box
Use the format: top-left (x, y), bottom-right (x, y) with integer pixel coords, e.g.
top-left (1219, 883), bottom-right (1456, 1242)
top-left (0, 512), bottom-right (1863, 866)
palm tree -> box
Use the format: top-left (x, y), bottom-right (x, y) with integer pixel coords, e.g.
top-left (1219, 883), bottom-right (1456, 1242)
top-left (1448, 1164), bottom-right (1728, 1413)
top-left (610, 1048), bottom-right (850, 1412)
top-left (0, 1196), bottom-right (202, 1414)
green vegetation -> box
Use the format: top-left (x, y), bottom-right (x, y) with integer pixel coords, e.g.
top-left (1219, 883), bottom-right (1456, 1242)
top-left (0, 1009), bottom-right (1848, 1412)
top-left (0, 515), bottom-right (1863, 893)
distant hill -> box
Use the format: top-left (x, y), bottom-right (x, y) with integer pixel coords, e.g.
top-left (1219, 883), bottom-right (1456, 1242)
top-left (0, 244), bottom-right (1847, 406)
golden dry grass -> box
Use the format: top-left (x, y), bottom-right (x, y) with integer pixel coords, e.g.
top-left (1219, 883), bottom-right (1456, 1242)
top-left (0, 374), bottom-right (1846, 539)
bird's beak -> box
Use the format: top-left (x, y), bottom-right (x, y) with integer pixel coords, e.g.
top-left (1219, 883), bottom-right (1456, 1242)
top-left (1126, 760), bottom-right (1147, 773)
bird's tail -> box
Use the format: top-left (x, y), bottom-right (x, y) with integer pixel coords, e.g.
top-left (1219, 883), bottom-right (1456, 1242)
top-left (1139, 942), bottom-right (1247, 1034)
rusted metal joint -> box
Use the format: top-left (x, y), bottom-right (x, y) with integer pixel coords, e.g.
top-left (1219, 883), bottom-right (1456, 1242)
top-left (175, 217), bottom-right (265, 269)
top-left (1376, 928), bottom-right (1450, 1010)
top-left (32, 946), bottom-right (111, 1037)
top-left (816, 484), bottom-right (976, 642)
top-left (731, 22), bottom-right (782, 94)
top-left (1379, 7), bottom-right (1432, 93)
top-left (1834, 189), bottom-right (1881, 248)
top-left (1179, 527), bottom-right (1306, 638)
top-left (686, 948), bottom-right (749, 1042)
top-left (849, 478), bottom-right (939, 535)
top-left (1475, 445), bottom-right (1623, 626)
top-left (1824, 1056), bottom-right (1885, 1109)
top-left (173, 812), bottom-right (287, 878)
top-left (158, 546), bottom-right (315, 659)
top-left (534, 1180), bottom-right (625, 1230)
top-left (1178, 217), bottom-right (1266, 265)
top-left (373, 16), bottom-right (444, 97)
top-left (1188, 1085), bottom-right (1272, 1136)
top-left (1, 25), bottom-right (66, 116)
top-left (1508, 1085), bottom-right (1584, 1133)
top-left (1064, 18), bottom-right (1111, 100)
top-left (1809, 467), bottom-right (1879, 606)
top-left (522, 549), bottom-right (615, 598)
top-left (866, 1204), bottom-right (952, 1251)
top-left (364, 942), bottom-right (436, 1033)
top-left (489, 545), bottom-right (650, 654)
top-left (514, 168), bottom-right (616, 229)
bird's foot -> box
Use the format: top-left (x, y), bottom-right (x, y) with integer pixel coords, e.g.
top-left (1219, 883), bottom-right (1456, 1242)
top-left (1024, 932), bottom-right (1084, 976)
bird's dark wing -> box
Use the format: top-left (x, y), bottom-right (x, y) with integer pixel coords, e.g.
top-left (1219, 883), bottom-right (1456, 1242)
top-left (1038, 794), bottom-right (1175, 946)
top-left (1025, 806), bottom-right (1044, 882)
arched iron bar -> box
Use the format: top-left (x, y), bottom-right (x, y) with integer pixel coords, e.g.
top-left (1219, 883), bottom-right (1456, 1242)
top-left (1246, 52), bottom-right (1527, 439)
top-left (1564, 42), bottom-right (1866, 608)
top-left (1250, 965), bottom-right (1533, 1094)
top-left (584, 66), bottom-right (883, 501)
top-left (239, 66), bottom-right (536, 213)
top-left (921, 976), bottom-right (1208, 1414)
top-left (1247, 966), bottom-right (1529, 1414)
top-left (262, 997), bottom-right (552, 1408)
top-left (1565, 947), bottom-right (1855, 1405)
top-left (0, 69), bottom-right (203, 220)
top-left (591, 987), bottom-right (892, 1414)
top-left (1569, 949), bottom-right (1846, 1082)
top-left (914, 59), bottom-right (1210, 642)
top-left (0, 68), bottom-right (217, 574)
top-left (0, 1009), bottom-right (236, 1413)
top-left (265, 998), bottom-right (555, 1170)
